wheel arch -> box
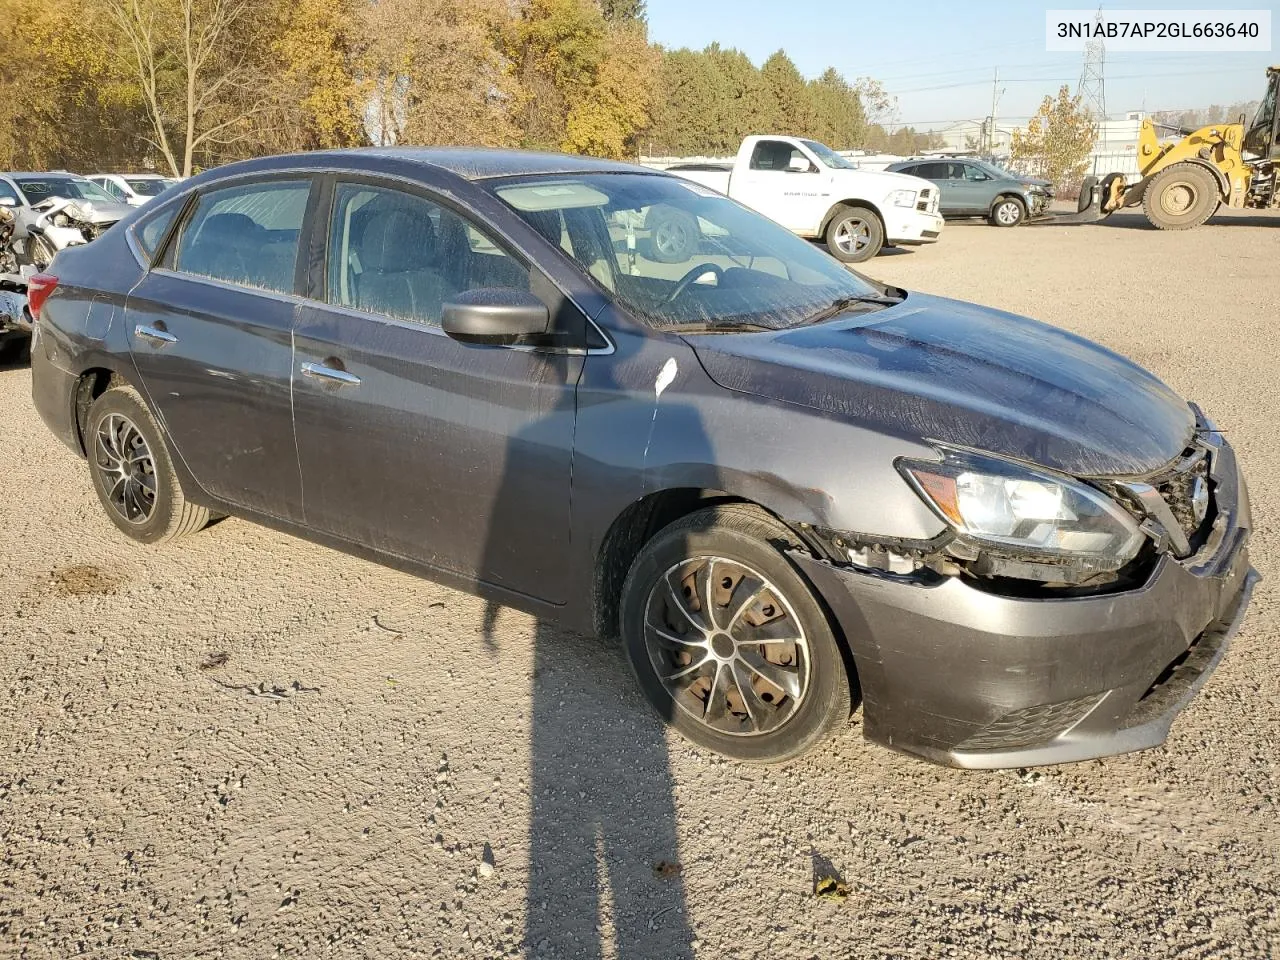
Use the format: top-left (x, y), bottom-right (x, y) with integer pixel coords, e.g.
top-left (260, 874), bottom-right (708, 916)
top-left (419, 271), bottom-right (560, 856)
top-left (71, 361), bottom-right (139, 457)
top-left (819, 199), bottom-right (885, 236)
top-left (1159, 157), bottom-right (1229, 197)
top-left (990, 192), bottom-right (1027, 213)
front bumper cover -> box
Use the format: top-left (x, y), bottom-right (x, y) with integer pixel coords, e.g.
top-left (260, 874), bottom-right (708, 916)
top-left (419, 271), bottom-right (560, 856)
top-left (795, 432), bottom-right (1256, 769)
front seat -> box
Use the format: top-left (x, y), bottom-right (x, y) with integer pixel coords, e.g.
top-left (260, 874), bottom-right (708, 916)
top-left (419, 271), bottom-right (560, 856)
top-left (354, 208), bottom-right (456, 322)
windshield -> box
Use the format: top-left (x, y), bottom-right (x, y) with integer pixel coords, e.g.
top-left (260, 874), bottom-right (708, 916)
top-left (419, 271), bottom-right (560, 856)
top-left (14, 177), bottom-right (118, 205)
top-left (800, 139), bottom-right (859, 170)
top-left (125, 178), bottom-right (169, 196)
top-left (492, 173), bottom-right (884, 330)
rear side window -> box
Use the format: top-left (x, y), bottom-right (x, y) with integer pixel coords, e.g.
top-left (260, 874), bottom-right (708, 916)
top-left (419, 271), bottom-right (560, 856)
top-left (326, 182), bottom-right (529, 327)
top-left (173, 180), bottom-right (310, 294)
top-left (136, 203), bottom-right (182, 260)
top-left (914, 163), bottom-right (945, 179)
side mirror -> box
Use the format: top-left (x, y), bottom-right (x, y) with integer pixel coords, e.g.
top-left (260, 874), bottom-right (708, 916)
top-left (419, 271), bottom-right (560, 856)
top-left (442, 287), bottom-right (550, 345)
top-left (787, 155), bottom-right (811, 173)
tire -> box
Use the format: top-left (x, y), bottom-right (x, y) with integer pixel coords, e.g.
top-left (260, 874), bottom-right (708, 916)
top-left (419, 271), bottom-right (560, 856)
top-left (645, 206), bottom-right (699, 263)
top-left (26, 234), bottom-right (56, 270)
top-left (824, 205), bottom-right (883, 263)
top-left (989, 195), bottom-right (1025, 227)
top-left (619, 504), bottom-right (853, 763)
top-left (85, 384), bottom-right (211, 544)
top-left (1142, 163), bottom-right (1221, 231)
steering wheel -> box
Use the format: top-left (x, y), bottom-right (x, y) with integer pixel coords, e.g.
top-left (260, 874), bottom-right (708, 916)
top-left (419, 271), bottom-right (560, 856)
top-left (665, 263), bottom-right (724, 304)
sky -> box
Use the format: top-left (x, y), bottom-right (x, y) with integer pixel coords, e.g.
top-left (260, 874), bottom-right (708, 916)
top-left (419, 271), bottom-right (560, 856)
top-left (645, 0), bottom-right (1276, 129)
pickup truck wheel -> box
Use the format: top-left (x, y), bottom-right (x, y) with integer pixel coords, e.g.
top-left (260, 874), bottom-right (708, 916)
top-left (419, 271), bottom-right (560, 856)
top-left (620, 504), bottom-right (853, 763)
top-left (989, 196), bottom-right (1025, 227)
top-left (645, 206), bottom-right (699, 263)
top-left (825, 206), bottom-right (882, 263)
top-left (85, 384), bottom-right (211, 544)
top-left (1142, 163), bottom-right (1220, 231)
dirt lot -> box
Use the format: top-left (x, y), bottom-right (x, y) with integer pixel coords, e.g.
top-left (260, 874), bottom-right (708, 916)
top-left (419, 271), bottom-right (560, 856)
top-left (2, 209), bottom-right (1279, 959)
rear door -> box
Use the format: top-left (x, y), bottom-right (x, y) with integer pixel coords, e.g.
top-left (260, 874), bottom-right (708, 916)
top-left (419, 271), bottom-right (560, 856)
top-left (125, 176), bottom-right (315, 521)
top-left (291, 178), bottom-right (584, 603)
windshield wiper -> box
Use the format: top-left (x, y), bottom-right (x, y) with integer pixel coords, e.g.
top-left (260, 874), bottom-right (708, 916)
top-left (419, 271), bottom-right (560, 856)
top-left (798, 294), bottom-right (902, 326)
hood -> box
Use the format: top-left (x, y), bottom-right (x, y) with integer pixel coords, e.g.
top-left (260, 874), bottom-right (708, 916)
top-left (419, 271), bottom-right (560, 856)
top-left (686, 293), bottom-right (1194, 477)
top-left (37, 196), bottom-right (132, 223)
top-left (834, 167), bottom-right (933, 191)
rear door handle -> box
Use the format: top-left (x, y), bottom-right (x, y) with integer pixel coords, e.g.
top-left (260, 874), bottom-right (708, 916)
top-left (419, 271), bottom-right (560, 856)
top-left (301, 361), bottom-right (360, 386)
top-left (135, 324), bottom-right (177, 345)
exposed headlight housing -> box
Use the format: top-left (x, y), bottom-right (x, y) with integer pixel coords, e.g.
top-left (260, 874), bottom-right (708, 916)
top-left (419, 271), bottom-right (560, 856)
top-left (898, 449), bottom-right (1145, 576)
top-left (887, 189), bottom-right (917, 208)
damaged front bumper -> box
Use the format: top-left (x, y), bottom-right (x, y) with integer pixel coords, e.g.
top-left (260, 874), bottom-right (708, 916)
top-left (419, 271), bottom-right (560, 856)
top-left (793, 433), bottom-right (1256, 769)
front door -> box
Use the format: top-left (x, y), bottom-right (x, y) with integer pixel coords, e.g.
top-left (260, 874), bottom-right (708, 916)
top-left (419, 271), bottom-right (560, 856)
top-left (125, 177), bottom-right (313, 521)
top-left (736, 140), bottom-right (822, 231)
top-left (291, 180), bottom-right (583, 604)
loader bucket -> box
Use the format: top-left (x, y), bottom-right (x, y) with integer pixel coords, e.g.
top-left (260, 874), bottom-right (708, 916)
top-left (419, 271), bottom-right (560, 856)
top-left (1028, 177), bottom-right (1109, 225)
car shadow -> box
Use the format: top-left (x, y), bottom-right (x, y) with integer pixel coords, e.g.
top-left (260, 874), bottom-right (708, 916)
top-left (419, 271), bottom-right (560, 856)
top-left (477, 343), bottom-right (697, 959)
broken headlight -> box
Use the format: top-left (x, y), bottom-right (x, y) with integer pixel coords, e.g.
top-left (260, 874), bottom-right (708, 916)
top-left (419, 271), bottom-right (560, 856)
top-left (898, 450), bottom-right (1144, 570)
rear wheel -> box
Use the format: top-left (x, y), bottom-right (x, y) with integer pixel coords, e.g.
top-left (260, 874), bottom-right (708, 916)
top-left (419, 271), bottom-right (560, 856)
top-left (824, 206), bottom-right (883, 263)
top-left (989, 196), bottom-right (1025, 227)
top-left (85, 384), bottom-right (211, 544)
top-left (620, 504), bottom-right (852, 763)
top-left (1142, 163), bottom-right (1220, 231)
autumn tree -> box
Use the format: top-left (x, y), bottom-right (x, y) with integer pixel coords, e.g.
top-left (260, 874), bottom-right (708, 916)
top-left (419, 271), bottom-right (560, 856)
top-left (508, 0), bottom-right (655, 158)
top-left (1011, 85), bottom-right (1098, 188)
top-left (599, 0), bottom-right (645, 21)
top-left (761, 50), bottom-right (814, 134)
top-left (361, 0), bottom-right (521, 148)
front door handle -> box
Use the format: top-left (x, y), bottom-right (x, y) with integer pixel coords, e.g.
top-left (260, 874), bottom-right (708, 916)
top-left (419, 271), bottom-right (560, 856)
top-left (301, 361), bottom-right (360, 386)
top-left (135, 324), bottom-right (177, 345)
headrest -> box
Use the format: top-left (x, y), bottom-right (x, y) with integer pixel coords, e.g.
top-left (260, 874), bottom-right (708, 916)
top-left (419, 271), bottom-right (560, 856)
top-left (198, 212), bottom-right (258, 245)
top-left (360, 207), bottom-right (436, 273)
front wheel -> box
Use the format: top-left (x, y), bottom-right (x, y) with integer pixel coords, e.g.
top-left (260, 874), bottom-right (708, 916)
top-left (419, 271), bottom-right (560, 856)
top-left (989, 196), bottom-right (1025, 227)
top-left (619, 504), bottom-right (853, 763)
top-left (1142, 163), bottom-right (1220, 231)
top-left (824, 206), bottom-right (883, 263)
top-left (85, 384), bottom-right (212, 544)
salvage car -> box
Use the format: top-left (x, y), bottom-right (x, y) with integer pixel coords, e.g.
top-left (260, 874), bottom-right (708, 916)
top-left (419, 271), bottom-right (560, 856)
top-left (0, 172), bottom-right (132, 265)
top-left (886, 158), bottom-right (1054, 226)
top-left (28, 148), bottom-right (1255, 767)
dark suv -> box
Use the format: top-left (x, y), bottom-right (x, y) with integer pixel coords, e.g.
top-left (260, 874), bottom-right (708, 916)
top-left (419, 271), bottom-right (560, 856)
top-left (887, 158), bottom-right (1053, 226)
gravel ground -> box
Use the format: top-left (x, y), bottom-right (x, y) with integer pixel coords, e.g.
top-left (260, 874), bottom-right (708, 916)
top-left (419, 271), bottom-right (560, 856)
top-left (2, 208), bottom-right (1279, 959)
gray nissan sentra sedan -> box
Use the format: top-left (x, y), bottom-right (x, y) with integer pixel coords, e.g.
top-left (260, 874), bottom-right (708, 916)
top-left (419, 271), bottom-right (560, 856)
top-left (27, 148), bottom-right (1256, 767)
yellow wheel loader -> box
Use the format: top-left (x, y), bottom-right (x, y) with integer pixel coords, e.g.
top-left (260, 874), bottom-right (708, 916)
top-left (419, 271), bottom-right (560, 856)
top-left (1077, 66), bottom-right (1280, 230)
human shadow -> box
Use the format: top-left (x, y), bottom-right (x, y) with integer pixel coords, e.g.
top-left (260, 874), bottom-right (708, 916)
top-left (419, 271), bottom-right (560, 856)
top-left (476, 324), bottom-right (697, 959)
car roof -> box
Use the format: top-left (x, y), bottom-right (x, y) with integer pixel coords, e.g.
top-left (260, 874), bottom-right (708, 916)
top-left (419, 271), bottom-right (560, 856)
top-left (10, 172), bottom-right (82, 179)
top-left (194, 147), bottom-right (653, 186)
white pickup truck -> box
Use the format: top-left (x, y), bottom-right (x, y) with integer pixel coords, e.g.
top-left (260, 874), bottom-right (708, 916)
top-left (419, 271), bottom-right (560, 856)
top-left (662, 135), bottom-right (943, 263)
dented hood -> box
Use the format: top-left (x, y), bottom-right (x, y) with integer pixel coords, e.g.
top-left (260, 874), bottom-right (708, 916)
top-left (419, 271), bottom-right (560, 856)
top-left (686, 293), bottom-right (1195, 477)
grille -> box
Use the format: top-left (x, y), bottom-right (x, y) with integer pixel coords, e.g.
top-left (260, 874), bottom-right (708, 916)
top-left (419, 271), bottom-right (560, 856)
top-left (956, 694), bottom-right (1102, 751)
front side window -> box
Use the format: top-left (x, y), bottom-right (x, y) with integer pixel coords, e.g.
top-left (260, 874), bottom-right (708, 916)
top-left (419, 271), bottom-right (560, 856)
top-left (963, 164), bottom-right (991, 182)
top-left (96, 178), bottom-right (127, 200)
top-left (749, 141), bottom-right (809, 172)
top-left (492, 173), bottom-right (884, 331)
top-left (173, 180), bottom-right (310, 294)
top-left (327, 183), bottom-right (529, 326)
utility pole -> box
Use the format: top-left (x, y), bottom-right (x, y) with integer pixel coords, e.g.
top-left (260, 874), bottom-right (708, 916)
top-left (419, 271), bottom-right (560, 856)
top-left (988, 67), bottom-right (999, 155)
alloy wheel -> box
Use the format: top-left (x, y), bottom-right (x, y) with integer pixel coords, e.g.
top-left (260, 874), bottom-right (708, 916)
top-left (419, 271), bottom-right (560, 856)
top-left (996, 200), bottom-right (1022, 225)
top-left (653, 218), bottom-right (693, 259)
top-left (643, 555), bottom-right (811, 737)
top-left (94, 413), bottom-right (157, 524)
top-left (832, 218), bottom-right (870, 255)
